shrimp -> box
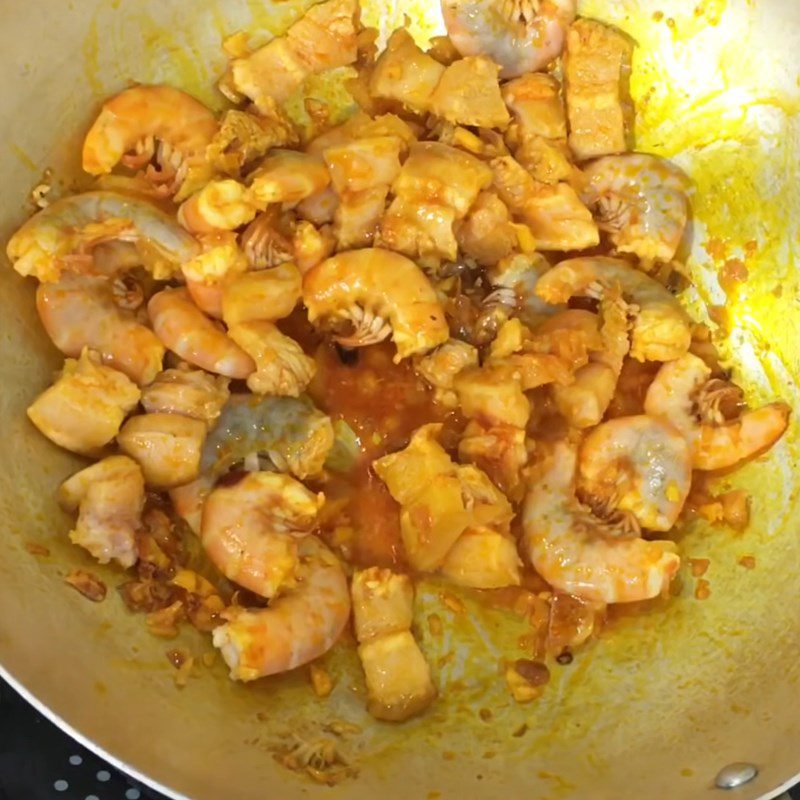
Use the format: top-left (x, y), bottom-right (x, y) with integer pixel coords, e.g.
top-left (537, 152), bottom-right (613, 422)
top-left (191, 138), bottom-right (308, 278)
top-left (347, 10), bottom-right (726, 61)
top-left (201, 471), bottom-right (324, 599)
top-left (644, 353), bottom-right (790, 471)
top-left (37, 275), bottom-right (165, 386)
top-left (577, 416), bottom-right (692, 532)
top-left (582, 154), bottom-right (691, 264)
top-left (441, 0), bottom-right (577, 79)
top-left (487, 252), bottom-right (556, 327)
top-left (303, 249), bottom-right (449, 362)
top-left (228, 321), bottom-right (316, 397)
top-left (293, 221), bottom-right (336, 275)
top-left (523, 441), bottom-right (681, 604)
top-left (58, 455), bottom-right (145, 568)
top-left (535, 257), bottom-right (692, 362)
top-left (296, 185), bottom-right (339, 227)
top-left (177, 179), bottom-right (259, 234)
top-left (118, 412), bottom-right (208, 489)
top-left (27, 348), bottom-right (140, 456)
top-left (181, 232), bottom-right (249, 319)
top-left (148, 288), bottom-right (255, 379)
top-left (82, 85), bottom-right (218, 201)
top-left (221, 262), bottom-right (302, 327)
top-left (240, 208), bottom-right (295, 270)
top-left (7, 190), bottom-right (200, 283)
top-left (212, 535), bottom-right (351, 681)
top-left (170, 393), bottom-right (334, 533)
top-left (249, 151), bottom-right (331, 206)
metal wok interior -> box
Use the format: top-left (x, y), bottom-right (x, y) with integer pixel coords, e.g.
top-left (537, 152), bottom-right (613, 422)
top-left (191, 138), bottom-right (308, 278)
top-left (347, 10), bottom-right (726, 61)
top-left (0, 0), bottom-right (798, 798)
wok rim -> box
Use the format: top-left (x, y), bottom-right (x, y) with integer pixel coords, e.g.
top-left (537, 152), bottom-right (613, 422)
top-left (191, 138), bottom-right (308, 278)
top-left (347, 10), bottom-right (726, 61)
top-left (0, 663), bottom-right (187, 800)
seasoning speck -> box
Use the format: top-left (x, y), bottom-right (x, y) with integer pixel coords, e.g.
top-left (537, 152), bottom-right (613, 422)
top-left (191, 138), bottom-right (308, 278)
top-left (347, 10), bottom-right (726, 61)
top-left (556, 649), bottom-right (574, 666)
top-left (64, 570), bottom-right (107, 602)
top-left (689, 558), bottom-right (710, 578)
top-left (695, 579), bottom-right (711, 600)
top-left (441, 592), bottom-right (465, 614)
top-left (514, 659), bottom-right (550, 687)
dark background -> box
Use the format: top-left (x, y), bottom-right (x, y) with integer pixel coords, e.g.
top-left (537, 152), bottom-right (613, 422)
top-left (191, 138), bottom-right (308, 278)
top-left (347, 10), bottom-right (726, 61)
top-left (0, 680), bottom-right (164, 800)
top-left (1, 678), bottom-right (798, 799)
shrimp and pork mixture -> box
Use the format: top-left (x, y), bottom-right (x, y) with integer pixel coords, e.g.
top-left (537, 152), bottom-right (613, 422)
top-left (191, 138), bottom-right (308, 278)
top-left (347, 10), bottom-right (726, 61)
top-left (8, 0), bottom-right (791, 729)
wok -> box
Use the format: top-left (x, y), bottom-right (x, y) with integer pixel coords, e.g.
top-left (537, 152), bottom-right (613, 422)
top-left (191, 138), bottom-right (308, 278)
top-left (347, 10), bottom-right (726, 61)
top-left (1, 0), bottom-right (798, 798)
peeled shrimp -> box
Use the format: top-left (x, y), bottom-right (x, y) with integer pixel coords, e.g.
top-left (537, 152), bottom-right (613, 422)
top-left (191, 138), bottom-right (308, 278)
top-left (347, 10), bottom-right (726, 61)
top-left (7, 190), bottom-right (200, 283)
top-left (201, 471), bottom-right (324, 599)
top-left (240, 208), bottom-right (295, 270)
top-left (441, 0), bottom-right (576, 79)
top-left (644, 353), bottom-right (790, 470)
top-left (181, 232), bottom-right (248, 319)
top-left (535, 257), bottom-right (692, 362)
top-left (221, 262), bottom-right (302, 327)
top-left (303, 249), bottom-right (449, 361)
top-left (212, 535), bottom-right (351, 681)
top-left (487, 252), bottom-right (556, 327)
top-left (148, 287), bottom-right (255, 379)
top-left (249, 150), bottom-right (331, 206)
top-left (582, 154), bottom-right (691, 264)
top-left (58, 455), bottom-right (145, 568)
top-left (37, 275), bottom-right (165, 386)
top-left (82, 85), bottom-right (218, 201)
top-left (228, 321), bottom-right (316, 397)
top-left (177, 179), bottom-right (258, 234)
top-left (578, 416), bottom-right (692, 532)
top-left (523, 441), bottom-right (680, 604)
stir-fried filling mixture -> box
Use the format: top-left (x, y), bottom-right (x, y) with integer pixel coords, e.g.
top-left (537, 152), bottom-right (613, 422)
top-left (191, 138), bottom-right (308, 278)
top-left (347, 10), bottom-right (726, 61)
top-left (8, 0), bottom-right (790, 754)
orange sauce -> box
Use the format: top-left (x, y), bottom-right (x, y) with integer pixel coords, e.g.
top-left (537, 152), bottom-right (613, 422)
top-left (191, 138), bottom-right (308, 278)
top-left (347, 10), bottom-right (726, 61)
top-left (308, 342), bottom-right (463, 569)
